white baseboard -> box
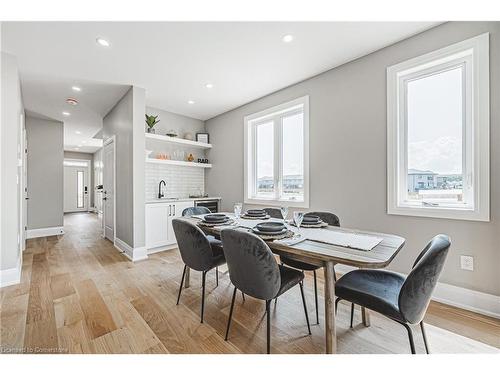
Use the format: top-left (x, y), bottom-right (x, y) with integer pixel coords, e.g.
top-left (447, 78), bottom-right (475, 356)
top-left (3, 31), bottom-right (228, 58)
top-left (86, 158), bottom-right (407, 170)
top-left (26, 226), bottom-right (64, 239)
top-left (335, 264), bottom-right (500, 319)
top-left (114, 237), bottom-right (148, 262)
top-left (147, 243), bottom-right (177, 255)
top-left (0, 256), bottom-right (22, 288)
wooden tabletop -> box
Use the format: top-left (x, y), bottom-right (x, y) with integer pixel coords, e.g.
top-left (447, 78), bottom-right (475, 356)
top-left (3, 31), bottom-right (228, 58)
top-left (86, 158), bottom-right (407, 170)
top-left (185, 216), bottom-right (405, 269)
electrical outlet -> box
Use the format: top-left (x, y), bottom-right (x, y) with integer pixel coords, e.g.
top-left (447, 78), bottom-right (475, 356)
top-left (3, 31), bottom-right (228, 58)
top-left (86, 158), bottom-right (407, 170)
top-left (460, 255), bottom-right (474, 271)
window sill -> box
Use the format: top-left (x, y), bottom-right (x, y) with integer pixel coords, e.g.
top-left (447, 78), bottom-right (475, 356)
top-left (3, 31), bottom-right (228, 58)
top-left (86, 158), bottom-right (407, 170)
top-left (388, 204), bottom-right (489, 222)
top-left (244, 197), bottom-right (309, 209)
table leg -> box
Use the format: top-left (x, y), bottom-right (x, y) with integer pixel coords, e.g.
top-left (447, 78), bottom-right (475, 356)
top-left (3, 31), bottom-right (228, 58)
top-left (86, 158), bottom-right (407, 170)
top-left (361, 307), bottom-right (371, 327)
top-left (185, 267), bottom-right (191, 288)
top-left (324, 261), bottom-right (337, 354)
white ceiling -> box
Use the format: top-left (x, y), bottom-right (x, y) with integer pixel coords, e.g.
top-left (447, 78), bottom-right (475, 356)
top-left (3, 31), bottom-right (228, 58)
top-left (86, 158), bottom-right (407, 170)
top-left (20, 73), bottom-right (129, 153)
top-left (2, 22), bottom-right (439, 151)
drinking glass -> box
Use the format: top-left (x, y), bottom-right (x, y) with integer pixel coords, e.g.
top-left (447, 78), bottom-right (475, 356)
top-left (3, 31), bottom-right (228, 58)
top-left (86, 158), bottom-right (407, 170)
top-left (293, 211), bottom-right (304, 236)
top-left (280, 206), bottom-right (288, 224)
top-left (234, 202), bottom-right (243, 224)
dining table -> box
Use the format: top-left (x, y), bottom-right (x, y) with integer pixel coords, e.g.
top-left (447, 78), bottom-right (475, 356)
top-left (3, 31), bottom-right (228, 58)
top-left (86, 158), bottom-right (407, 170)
top-left (183, 214), bottom-right (406, 354)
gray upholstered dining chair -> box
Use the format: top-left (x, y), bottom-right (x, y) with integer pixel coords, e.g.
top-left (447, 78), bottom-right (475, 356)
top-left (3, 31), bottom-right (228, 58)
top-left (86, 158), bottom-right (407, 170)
top-left (335, 234), bottom-right (451, 354)
top-left (220, 229), bottom-right (311, 354)
top-left (182, 206), bottom-right (211, 217)
top-left (273, 210), bottom-right (341, 325)
top-left (172, 218), bottom-right (226, 323)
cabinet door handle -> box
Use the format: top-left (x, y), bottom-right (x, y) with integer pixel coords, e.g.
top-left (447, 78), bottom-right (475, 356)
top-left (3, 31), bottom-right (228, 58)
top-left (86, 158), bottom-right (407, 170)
top-left (173, 205), bottom-right (176, 216)
top-left (168, 205), bottom-right (171, 216)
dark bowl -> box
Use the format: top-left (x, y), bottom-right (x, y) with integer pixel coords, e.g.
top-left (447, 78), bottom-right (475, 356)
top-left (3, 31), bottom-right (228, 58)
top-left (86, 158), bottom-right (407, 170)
top-left (303, 215), bottom-right (321, 223)
top-left (247, 209), bottom-right (266, 215)
top-left (255, 222), bottom-right (285, 233)
top-left (204, 214), bottom-right (229, 222)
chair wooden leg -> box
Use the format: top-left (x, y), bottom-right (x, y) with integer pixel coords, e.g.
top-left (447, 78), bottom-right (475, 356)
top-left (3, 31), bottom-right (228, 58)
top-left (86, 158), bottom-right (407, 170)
top-left (215, 266), bottom-right (219, 287)
top-left (350, 303), bottom-right (355, 328)
top-left (266, 300), bottom-right (271, 354)
top-left (403, 323), bottom-right (416, 354)
top-left (225, 287), bottom-right (237, 340)
top-left (200, 271), bottom-right (207, 323)
top-left (313, 270), bottom-right (319, 324)
top-left (420, 321), bottom-right (430, 354)
top-left (299, 281), bottom-right (312, 335)
top-left (176, 265), bottom-right (186, 305)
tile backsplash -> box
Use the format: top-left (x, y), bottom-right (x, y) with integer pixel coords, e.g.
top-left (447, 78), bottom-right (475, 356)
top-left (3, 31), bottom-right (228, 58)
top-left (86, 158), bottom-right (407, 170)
top-left (145, 163), bottom-right (205, 200)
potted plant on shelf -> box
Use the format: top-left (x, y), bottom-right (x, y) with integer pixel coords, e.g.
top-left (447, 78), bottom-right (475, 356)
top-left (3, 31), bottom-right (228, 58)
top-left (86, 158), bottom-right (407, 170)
top-left (145, 114), bottom-right (160, 134)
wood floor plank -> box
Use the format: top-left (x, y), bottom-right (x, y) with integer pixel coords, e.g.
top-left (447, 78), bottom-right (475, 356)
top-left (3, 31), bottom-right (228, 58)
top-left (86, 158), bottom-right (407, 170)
top-left (1, 212), bottom-right (497, 354)
top-left (74, 279), bottom-right (117, 339)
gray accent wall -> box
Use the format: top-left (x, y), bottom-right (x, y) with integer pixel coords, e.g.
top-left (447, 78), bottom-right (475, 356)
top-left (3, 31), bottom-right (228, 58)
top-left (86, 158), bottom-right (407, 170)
top-left (64, 151), bottom-right (94, 207)
top-left (103, 86), bottom-right (146, 249)
top-left (26, 116), bottom-right (64, 230)
top-left (1, 52), bottom-right (24, 273)
top-left (205, 22), bottom-right (500, 296)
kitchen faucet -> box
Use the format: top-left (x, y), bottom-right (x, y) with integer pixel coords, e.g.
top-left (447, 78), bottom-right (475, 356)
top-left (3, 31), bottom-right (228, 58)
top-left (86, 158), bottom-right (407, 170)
top-left (158, 180), bottom-right (166, 199)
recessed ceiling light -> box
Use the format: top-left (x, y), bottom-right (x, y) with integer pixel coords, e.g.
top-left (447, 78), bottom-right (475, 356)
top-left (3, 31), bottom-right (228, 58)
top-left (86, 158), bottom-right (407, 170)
top-left (66, 98), bottom-right (78, 106)
top-left (62, 111), bottom-right (70, 116)
top-left (72, 86), bottom-right (81, 92)
top-left (282, 34), bottom-right (294, 43)
top-left (75, 130), bottom-right (82, 135)
top-left (96, 37), bottom-right (110, 47)
top-left (188, 100), bottom-right (195, 105)
top-left (75, 147), bottom-right (80, 150)
top-left (82, 141), bottom-right (87, 144)
top-left (205, 83), bottom-right (214, 89)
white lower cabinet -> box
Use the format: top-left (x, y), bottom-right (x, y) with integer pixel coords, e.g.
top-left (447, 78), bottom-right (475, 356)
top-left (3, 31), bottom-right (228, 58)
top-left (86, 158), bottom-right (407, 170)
top-left (145, 200), bottom-right (194, 251)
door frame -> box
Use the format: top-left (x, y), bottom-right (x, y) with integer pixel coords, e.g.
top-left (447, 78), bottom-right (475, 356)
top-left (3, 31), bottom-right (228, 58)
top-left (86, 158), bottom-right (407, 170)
top-left (102, 136), bottom-right (116, 244)
top-left (63, 158), bottom-right (91, 213)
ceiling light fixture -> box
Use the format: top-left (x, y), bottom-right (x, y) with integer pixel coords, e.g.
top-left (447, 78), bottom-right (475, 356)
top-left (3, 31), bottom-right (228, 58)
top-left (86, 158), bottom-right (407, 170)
top-left (188, 100), bottom-right (195, 104)
top-left (62, 111), bottom-right (70, 116)
top-left (282, 34), bottom-right (294, 43)
top-left (82, 141), bottom-right (87, 144)
top-left (96, 37), bottom-right (110, 47)
top-left (205, 83), bottom-right (214, 89)
top-left (66, 98), bottom-right (78, 106)
top-left (72, 86), bottom-right (81, 92)
top-left (75, 131), bottom-right (82, 135)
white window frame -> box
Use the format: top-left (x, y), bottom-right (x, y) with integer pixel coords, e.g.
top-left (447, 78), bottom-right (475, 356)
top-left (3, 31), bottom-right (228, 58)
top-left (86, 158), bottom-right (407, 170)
top-left (244, 96), bottom-right (310, 208)
top-left (387, 33), bottom-right (489, 221)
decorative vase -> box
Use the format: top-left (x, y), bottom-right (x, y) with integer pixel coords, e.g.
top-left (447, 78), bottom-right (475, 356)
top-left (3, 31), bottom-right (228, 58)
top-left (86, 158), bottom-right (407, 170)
top-left (187, 153), bottom-right (194, 162)
top-left (147, 127), bottom-right (155, 134)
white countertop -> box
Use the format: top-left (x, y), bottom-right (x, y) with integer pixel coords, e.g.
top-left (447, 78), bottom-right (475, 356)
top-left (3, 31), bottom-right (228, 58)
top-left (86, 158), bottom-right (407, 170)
top-left (145, 197), bottom-right (221, 204)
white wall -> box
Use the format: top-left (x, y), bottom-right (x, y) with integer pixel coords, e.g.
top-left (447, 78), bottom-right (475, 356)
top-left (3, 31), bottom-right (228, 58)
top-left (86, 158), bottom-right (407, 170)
top-left (103, 86), bottom-right (146, 252)
top-left (205, 22), bottom-right (500, 297)
top-left (146, 106), bottom-right (205, 137)
top-left (0, 52), bottom-right (24, 287)
top-left (26, 116), bottom-right (64, 231)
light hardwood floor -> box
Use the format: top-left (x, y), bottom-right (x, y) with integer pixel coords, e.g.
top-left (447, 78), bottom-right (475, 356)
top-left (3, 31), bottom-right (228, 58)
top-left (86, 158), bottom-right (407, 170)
top-left (0, 213), bottom-right (498, 354)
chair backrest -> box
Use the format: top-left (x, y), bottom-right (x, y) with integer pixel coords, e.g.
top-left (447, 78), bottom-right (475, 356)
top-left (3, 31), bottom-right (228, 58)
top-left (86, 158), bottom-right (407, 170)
top-left (263, 207), bottom-right (282, 219)
top-left (172, 218), bottom-right (214, 272)
top-left (306, 211), bottom-right (340, 227)
top-left (182, 206), bottom-right (211, 217)
top-left (398, 234), bottom-right (451, 324)
top-left (221, 229), bottom-right (281, 300)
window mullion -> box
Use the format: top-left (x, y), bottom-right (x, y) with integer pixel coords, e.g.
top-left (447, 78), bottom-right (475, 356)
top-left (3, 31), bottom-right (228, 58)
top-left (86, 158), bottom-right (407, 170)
top-left (274, 115), bottom-right (282, 201)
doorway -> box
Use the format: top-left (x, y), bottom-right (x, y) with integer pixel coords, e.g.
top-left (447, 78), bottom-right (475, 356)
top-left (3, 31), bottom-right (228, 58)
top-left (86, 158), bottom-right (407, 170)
top-left (103, 137), bottom-right (115, 242)
top-left (64, 159), bottom-right (90, 213)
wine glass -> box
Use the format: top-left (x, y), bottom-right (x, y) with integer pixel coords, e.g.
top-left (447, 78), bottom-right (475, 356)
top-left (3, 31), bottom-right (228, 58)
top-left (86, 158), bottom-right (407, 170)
top-left (280, 206), bottom-right (288, 225)
top-left (293, 211), bottom-right (304, 236)
top-left (234, 202), bottom-right (242, 224)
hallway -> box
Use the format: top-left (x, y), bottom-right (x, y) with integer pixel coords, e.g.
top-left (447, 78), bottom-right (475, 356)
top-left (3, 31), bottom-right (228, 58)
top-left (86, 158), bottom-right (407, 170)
top-left (0, 213), bottom-right (498, 354)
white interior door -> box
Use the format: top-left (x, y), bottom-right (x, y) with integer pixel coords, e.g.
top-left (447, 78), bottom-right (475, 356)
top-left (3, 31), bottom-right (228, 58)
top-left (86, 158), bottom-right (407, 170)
top-left (103, 139), bottom-right (115, 241)
top-left (64, 163), bottom-right (89, 213)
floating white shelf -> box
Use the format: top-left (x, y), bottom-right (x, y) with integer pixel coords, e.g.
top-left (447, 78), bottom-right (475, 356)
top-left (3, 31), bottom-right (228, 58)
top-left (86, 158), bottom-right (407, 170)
top-left (145, 133), bottom-right (212, 149)
top-left (146, 158), bottom-right (212, 168)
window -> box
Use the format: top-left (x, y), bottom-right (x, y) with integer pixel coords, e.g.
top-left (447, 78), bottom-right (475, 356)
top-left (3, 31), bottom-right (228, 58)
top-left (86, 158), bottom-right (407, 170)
top-left (244, 96), bottom-right (309, 207)
top-left (77, 170), bottom-right (84, 208)
top-left (387, 33), bottom-right (489, 221)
